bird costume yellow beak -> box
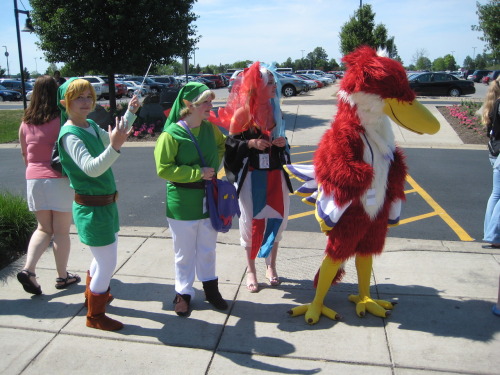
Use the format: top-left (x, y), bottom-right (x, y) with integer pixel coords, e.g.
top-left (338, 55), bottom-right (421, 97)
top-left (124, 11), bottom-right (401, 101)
top-left (383, 98), bottom-right (440, 135)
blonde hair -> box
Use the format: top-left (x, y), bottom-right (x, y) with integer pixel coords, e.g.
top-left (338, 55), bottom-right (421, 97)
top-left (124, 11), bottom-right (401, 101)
top-left (482, 76), bottom-right (500, 127)
top-left (179, 89), bottom-right (215, 118)
top-left (64, 79), bottom-right (97, 118)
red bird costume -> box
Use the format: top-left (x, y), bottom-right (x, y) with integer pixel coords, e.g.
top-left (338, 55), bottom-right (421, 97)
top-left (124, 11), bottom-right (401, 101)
top-left (285, 46), bottom-right (439, 325)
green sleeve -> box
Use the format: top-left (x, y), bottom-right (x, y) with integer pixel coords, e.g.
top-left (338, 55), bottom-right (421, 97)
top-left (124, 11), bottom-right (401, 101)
top-left (154, 132), bottom-right (203, 182)
top-left (212, 123), bottom-right (227, 167)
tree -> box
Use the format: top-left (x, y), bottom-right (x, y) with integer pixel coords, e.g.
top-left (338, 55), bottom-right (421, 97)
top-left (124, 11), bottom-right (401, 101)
top-left (463, 56), bottom-right (475, 70)
top-left (0, 67), bottom-right (5, 78)
top-left (412, 49), bottom-right (429, 66)
top-left (443, 54), bottom-right (457, 71)
top-left (472, 0), bottom-right (500, 64)
top-left (30, 0), bottom-right (198, 113)
top-left (432, 57), bottom-right (445, 71)
top-left (474, 53), bottom-right (487, 69)
top-left (339, 4), bottom-right (399, 59)
top-left (415, 56), bottom-right (431, 71)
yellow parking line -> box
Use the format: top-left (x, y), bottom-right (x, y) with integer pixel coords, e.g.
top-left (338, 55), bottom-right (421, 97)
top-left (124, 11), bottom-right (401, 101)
top-left (405, 174), bottom-right (474, 241)
top-left (289, 210), bottom-right (315, 220)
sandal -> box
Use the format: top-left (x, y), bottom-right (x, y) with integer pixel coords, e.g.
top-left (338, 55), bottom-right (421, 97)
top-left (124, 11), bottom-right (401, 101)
top-left (17, 269), bottom-right (42, 295)
top-left (55, 272), bottom-right (81, 289)
top-left (246, 272), bottom-right (259, 293)
top-left (266, 266), bottom-right (280, 287)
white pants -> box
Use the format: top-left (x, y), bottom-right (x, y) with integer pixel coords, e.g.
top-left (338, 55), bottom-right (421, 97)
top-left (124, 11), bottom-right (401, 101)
top-left (89, 235), bottom-right (118, 294)
top-left (167, 217), bottom-right (218, 298)
top-left (238, 170), bottom-right (290, 248)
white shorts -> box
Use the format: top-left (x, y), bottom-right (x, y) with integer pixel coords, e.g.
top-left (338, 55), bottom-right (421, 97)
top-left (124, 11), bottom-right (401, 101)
top-left (26, 178), bottom-right (73, 212)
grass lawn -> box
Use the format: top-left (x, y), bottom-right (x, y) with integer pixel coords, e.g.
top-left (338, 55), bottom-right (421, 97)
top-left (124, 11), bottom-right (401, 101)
top-left (0, 109), bottom-right (23, 143)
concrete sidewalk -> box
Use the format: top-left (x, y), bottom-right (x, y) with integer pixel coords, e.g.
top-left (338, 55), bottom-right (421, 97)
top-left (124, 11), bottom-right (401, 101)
top-left (1, 84), bottom-right (499, 374)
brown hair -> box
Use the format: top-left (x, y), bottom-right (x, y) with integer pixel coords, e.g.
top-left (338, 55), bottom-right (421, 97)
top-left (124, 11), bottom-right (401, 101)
top-left (22, 75), bottom-right (60, 125)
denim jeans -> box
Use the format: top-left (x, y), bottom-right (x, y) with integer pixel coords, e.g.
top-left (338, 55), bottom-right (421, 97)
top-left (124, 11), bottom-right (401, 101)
top-left (483, 156), bottom-right (500, 243)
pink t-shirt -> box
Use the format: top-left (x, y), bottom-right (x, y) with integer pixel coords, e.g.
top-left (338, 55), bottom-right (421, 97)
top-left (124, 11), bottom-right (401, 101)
top-left (19, 117), bottom-right (63, 179)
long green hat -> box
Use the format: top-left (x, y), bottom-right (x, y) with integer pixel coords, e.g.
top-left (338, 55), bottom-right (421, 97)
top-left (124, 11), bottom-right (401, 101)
top-left (163, 81), bottom-right (209, 131)
top-left (57, 77), bottom-right (79, 126)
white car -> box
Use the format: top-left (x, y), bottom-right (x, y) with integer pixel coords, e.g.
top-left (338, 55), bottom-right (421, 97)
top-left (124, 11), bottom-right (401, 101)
top-left (80, 76), bottom-right (107, 98)
top-left (122, 81), bottom-right (148, 97)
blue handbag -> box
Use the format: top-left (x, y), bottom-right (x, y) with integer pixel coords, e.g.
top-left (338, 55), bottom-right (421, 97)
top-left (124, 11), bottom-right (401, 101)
top-left (179, 121), bottom-right (240, 232)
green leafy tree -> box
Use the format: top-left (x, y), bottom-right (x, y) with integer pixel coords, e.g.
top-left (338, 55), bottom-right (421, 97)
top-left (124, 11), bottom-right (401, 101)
top-left (415, 56), bottom-right (432, 71)
top-left (463, 56), bottom-right (475, 69)
top-left (475, 53), bottom-right (487, 69)
top-left (472, 0), bottom-right (500, 64)
top-left (443, 54), bottom-right (457, 71)
top-left (432, 57), bottom-right (446, 71)
top-left (0, 67), bottom-right (5, 78)
top-left (30, 0), bottom-right (198, 113)
top-left (339, 4), bottom-right (399, 58)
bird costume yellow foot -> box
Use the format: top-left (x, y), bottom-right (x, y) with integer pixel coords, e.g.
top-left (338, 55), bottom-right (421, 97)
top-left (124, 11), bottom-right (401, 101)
top-left (287, 256), bottom-right (343, 325)
top-left (347, 255), bottom-right (394, 318)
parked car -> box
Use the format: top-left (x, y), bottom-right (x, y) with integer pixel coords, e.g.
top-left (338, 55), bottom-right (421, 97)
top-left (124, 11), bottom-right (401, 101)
top-left (227, 70), bottom-right (307, 97)
top-left (121, 81), bottom-right (147, 97)
top-left (0, 79), bottom-right (33, 98)
top-left (151, 76), bottom-right (180, 89)
top-left (305, 74), bottom-right (333, 85)
top-left (0, 84), bottom-right (22, 101)
top-left (201, 74), bottom-right (225, 88)
top-left (295, 74), bottom-right (324, 88)
top-left (408, 72), bottom-right (475, 97)
top-left (192, 77), bottom-right (216, 89)
top-left (482, 70), bottom-right (500, 85)
top-left (80, 76), bottom-right (107, 98)
top-left (468, 70), bottom-right (492, 83)
top-left (285, 74), bottom-right (317, 90)
top-left (124, 76), bottom-right (168, 94)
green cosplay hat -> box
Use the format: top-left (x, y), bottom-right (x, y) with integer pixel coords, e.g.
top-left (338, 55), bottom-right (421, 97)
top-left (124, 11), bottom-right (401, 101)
top-left (57, 77), bottom-right (79, 126)
top-left (163, 81), bottom-right (209, 131)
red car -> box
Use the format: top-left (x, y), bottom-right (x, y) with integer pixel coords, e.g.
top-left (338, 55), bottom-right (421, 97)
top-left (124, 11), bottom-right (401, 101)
top-left (114, 82), bottom-right (127, 98)
top-left (202, 74), bottom-right (225, 88)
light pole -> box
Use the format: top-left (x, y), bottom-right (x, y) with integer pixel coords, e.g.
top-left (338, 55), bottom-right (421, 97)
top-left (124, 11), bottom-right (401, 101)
top-left (472, 46), bottom-right (477, 60)
top-left (14, 0), bottom-right (35, 109)
top-left (34, 57), bottom-right (38, 73)
top-left (2, 46), bottom-right (9, 78)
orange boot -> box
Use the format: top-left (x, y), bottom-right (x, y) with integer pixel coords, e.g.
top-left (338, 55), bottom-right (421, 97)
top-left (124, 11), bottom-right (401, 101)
top-left (86, 290), bottom-right (123, 331)
top-left (84, 271), bottom-right (114, 308)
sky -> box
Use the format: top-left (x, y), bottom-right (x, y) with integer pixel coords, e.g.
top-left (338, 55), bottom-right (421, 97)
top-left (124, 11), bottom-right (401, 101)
top-left (0, 0), bottom-right (488, 76)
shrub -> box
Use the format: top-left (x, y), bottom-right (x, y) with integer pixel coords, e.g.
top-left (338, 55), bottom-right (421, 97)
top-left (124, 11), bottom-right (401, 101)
top-left (0, 191), bottom-right (37, 269)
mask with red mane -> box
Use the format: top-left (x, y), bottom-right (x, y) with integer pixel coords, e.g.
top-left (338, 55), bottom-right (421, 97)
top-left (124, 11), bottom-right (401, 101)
top-left (340, 46), bottom-right (415, 102)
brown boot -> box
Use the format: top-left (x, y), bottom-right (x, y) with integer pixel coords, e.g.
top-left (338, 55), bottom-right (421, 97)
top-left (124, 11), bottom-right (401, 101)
top-left (84, 271), bottom-right (114, 308)
top-left (86, 290), bottom-right (123, 331)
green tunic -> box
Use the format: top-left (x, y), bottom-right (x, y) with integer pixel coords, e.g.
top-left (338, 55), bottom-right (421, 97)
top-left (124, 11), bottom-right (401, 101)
top-left (154, 121), bottom-right (226, 220)
top-left (58, 120), bottom-right (119, 246)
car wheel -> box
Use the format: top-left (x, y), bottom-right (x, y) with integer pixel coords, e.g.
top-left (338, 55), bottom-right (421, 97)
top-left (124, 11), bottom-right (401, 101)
top-left (127, 90), bottom-right (134, 98)
top-left (282, 85), bottom-right (296, 97)
top-left (151, 88), bottom-right (159, 94)
top-left (448, 87), bottom-right (461, 97)
top-left (0, 96), bottom-right (3, 102)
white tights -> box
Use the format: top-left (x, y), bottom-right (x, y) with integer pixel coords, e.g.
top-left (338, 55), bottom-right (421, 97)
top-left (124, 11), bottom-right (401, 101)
top-left (88, 236), bottom-right (118, 294)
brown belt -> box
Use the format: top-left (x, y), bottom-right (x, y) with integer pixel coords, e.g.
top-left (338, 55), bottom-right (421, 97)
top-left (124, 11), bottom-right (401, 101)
top-left (75, 191), bottom-right (119, 206)
top-left (169, 181), bottom-right (205, 189)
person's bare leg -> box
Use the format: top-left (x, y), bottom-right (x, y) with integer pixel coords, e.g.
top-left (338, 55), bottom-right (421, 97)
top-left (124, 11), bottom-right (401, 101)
top-left (245, 247), bottom-right (258, 292)
top-left (52, 211), bottom-right (73, 279)
top-left (265, 242), bottom-right (280, 286)
top-left (22, 210), bottom-right (53, 288)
